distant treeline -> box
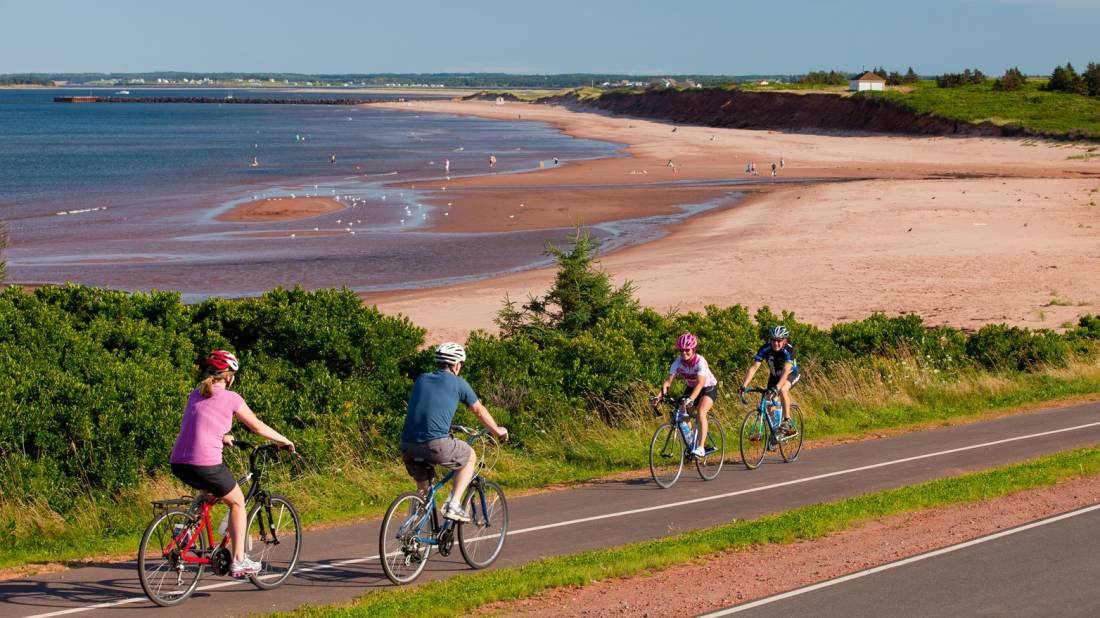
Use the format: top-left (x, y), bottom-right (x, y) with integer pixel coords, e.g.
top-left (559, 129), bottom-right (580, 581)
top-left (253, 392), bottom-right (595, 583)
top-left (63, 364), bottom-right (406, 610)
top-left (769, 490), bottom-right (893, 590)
top-left (0, 71), bottom-right (740, 89)
top-left (0, 74), bottom-right (54, 85)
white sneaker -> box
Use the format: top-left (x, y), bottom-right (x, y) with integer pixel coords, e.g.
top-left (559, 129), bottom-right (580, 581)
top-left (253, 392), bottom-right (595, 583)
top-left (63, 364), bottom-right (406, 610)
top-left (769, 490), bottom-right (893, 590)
top-left (691, 446), bottom-right (706, 458)
top-left (229, 557), bottom-right (262, 578)
top-left (442, 502), bottom-right (471, 523)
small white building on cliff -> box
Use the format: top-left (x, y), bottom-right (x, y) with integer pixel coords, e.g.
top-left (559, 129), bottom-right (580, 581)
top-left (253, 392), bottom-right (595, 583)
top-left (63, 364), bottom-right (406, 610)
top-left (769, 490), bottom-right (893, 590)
top-left (849, 71), bottom-right (886, 92)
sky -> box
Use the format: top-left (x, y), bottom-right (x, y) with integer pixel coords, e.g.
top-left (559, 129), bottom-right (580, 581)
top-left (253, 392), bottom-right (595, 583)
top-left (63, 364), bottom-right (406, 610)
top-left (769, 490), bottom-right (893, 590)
top-left (2, 0), bottom-right (1099, 76)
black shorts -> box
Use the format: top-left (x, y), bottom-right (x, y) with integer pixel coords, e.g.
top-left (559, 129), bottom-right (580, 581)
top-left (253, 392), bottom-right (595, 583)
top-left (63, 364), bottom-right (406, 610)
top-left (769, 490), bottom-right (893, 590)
top-left (171, 462), bottom-right (237, 498)
top-left (696, 384), bottom-right (719, 404)
top-left (767, 371), bottom-right (800, 391)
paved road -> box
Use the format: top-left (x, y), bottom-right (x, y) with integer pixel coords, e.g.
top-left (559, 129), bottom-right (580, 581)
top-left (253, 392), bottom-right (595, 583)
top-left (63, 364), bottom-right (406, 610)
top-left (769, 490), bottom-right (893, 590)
top-left (709, 504), bottom-right (1100, 617)
top-left (3, 401), bottom-right (1100, 617)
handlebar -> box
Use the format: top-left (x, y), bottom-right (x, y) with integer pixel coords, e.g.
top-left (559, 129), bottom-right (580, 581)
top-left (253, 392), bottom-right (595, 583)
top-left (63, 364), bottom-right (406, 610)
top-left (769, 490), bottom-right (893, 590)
top-left (738, 386), bottom-right (778, 405)
top-left (450, 424), bottom-right (508, 443)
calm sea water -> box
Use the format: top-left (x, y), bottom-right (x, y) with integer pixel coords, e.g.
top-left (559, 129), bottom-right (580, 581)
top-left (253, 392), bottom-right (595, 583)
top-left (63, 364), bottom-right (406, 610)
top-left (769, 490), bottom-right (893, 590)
top-left (0, 89), bottom-right (736, 299)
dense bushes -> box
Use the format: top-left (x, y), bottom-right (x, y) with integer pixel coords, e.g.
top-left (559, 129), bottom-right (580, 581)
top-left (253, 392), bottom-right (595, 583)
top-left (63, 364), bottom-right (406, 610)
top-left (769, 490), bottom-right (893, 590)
top-left (2, 234), bottom-right (1098, 520)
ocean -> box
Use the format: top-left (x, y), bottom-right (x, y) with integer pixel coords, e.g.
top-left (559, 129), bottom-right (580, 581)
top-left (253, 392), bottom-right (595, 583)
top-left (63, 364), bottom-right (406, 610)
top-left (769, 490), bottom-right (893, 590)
top-left (0, 89), bottom-right (730, 299)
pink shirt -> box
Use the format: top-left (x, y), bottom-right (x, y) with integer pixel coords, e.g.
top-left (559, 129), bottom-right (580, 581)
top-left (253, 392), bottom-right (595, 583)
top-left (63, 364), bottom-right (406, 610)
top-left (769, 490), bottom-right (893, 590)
top-left (169, 385), bottom-right (244, 466)
top-left (668, 354), bottom-right (718, 389)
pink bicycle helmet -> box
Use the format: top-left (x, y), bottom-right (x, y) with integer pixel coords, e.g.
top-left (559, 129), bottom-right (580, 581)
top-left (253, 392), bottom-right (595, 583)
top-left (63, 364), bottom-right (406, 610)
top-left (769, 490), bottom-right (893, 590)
top-left (676, 333), bottom-right (698, 350)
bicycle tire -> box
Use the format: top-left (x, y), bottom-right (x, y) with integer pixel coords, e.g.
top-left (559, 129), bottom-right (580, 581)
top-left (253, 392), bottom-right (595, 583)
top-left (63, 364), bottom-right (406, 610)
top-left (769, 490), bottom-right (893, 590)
top-left (779, 404), bottom-right (805, 463)
top-left (695, 416), bottom-right (725, 481)
top-left (739, 410), bottom-right (768, 470)
top-left (246, 494), bottom-right (302, 590)
top-left (137, 508), bottom-right (207, 607)
top-left (458, 479), bottom-right (509, 569)
top-left (379, 492), bottom-right (432, 585)
top-left (649, 422), bottom-right (685, 488)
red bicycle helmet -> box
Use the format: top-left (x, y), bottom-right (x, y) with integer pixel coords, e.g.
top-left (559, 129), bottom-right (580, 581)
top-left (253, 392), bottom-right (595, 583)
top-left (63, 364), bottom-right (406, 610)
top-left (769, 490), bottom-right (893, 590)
top-left (206, 349), bottom-right (239, 372)
top-left (676, 333), bottom-right (698, 350)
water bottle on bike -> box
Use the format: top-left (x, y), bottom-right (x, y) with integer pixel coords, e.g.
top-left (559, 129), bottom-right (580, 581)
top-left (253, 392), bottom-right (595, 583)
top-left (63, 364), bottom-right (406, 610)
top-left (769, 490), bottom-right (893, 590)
top-left (676, 400), bottom-right (694, 448)
top-left (768, 396), bottom-right (783, 429)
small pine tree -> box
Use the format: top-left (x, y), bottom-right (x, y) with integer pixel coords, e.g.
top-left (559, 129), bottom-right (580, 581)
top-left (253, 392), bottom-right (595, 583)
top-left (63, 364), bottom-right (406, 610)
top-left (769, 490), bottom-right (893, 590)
top-left (994, 67), bottom-right (1026, 91)
top-left (1084, 62), bottom-right (1100, 97)
top-left (495, 227), bottom-right (637, 338)
top-left (903, 67), bottom-right (920, 84)
top-left (887, 71), bottom-right (903, 86)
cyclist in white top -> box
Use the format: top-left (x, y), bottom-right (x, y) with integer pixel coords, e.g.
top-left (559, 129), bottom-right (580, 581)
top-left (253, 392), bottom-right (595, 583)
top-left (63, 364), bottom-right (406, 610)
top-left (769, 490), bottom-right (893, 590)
top-left (660, 332), bottom-right (719, 458)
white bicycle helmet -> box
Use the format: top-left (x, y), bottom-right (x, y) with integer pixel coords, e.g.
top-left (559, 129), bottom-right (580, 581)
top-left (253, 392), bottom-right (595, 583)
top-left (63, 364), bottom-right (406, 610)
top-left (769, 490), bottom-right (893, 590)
top-left (769, 325), bottom-right (790, 340)
top-left (434, 342), bottom-right (467, 365)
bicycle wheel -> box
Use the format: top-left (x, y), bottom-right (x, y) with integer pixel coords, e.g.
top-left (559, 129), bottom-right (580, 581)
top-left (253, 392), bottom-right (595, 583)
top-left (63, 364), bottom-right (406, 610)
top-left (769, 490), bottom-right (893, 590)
top-left (379, 492), bottom-right (432, 585)
top-left (138, 509), bottom-right (207, 607)
top-left (739, 411), bottom-right (768, 470)
top-left (649, 423), bottom-right (685, 488)
top-left (779, 404), bottom-right (805, 463)
top-left (246, 494), bottom-right (301, 590)
top-left (458, 479), bottom-right (509, 569)
top-left (695, 416), bottom-right (725, 481)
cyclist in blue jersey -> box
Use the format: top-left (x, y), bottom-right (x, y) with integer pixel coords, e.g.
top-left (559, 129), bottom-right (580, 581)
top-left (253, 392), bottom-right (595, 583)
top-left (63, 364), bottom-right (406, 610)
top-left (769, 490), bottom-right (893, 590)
top-left (739, 325), bottom-right (800, 435)
top-left (400, 342), bottom-right (508, 522)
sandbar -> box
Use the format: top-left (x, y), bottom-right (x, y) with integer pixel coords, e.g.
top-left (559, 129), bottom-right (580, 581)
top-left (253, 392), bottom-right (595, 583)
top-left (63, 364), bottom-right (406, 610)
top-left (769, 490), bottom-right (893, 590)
top-left (217, 196), bottom-right (345, 222)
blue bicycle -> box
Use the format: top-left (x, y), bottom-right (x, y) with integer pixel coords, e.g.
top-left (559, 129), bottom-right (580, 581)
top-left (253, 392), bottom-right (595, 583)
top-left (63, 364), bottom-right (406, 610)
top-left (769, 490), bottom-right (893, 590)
top-left (738, 387), bottom-right (804, 469)
top-left (379, 425), bottom-right (508, 585)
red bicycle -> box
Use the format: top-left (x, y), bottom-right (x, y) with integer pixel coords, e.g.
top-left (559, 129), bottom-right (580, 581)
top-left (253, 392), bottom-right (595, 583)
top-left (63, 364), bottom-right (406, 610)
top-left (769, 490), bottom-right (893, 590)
top-left (137, 442), bottom-right (300, 606)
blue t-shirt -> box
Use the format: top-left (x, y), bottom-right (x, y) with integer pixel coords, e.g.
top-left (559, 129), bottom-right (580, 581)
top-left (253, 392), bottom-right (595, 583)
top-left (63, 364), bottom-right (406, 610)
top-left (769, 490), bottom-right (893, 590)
top-left (400, 370), bottom-right (479, 443)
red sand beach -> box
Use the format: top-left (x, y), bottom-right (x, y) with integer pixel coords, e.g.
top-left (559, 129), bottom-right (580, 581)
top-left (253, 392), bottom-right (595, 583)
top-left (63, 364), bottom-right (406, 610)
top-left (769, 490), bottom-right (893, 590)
top-left (360, 99), bottom-right (1100, 342)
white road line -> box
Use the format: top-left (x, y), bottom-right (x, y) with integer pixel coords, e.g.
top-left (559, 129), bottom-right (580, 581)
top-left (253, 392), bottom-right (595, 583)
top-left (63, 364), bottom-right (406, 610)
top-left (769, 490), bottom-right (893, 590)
top-left (23, 418), bottom-right (1100, 617)
top-left (696, 502), bottom-right (1100, 617)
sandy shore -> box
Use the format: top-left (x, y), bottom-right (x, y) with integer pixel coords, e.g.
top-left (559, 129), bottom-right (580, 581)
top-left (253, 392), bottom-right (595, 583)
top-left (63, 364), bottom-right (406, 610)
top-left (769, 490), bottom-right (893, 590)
top-left (216, 196), bottom-right (345, 222)
top-left (363, 99), bottom-right (1100, 342)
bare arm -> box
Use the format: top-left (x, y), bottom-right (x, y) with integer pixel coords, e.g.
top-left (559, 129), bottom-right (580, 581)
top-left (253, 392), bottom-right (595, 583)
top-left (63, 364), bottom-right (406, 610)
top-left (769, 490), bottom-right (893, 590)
top-left (233, 402), bottom-right (295, 452)
top-left (471, 400), bottom-right (508, 441)
top-left (742, 361), bottom-right (763, 389)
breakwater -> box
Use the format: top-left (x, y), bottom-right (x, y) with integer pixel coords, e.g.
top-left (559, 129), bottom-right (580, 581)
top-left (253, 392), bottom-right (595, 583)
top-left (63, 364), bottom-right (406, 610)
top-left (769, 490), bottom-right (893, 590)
top-left (54, 96), bottom-right (405, 104)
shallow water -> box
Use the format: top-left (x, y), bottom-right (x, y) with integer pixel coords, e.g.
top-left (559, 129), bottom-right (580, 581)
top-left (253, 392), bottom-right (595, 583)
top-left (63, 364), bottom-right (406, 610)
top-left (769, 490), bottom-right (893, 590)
top-left (0, 89), bottom-right (744, 298)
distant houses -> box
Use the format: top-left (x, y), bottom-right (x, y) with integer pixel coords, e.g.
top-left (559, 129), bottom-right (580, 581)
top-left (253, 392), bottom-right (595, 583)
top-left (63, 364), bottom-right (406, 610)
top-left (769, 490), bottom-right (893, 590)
top-left (849, 71), bottom-right (886, 92)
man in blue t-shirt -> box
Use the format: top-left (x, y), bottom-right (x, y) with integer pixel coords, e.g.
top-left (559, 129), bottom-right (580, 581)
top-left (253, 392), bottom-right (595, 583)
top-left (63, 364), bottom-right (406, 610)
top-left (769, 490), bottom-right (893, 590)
top-left (400, 342), bottom-right (508, 522)
top-left (739, 325), bottom-right (801, 435)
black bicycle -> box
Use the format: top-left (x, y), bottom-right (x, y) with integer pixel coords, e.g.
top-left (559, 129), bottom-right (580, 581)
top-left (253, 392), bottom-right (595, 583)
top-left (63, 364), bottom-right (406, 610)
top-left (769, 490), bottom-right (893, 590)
top-left (137, 442), bottom-right (301, 607)
top-left (648, 395), bottom-right (726, 488)
top-left (738, 387), bottom-right (804, 469)
top-left (379, 425), bottom-right (507, 585)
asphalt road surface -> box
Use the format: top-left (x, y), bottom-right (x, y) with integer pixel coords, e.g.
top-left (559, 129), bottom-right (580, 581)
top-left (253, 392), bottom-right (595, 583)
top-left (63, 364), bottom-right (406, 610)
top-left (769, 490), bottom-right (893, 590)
top-left (703, 504), bottom-right (1100, 617)
top-left (3, 401), bottom-right (1100, 617)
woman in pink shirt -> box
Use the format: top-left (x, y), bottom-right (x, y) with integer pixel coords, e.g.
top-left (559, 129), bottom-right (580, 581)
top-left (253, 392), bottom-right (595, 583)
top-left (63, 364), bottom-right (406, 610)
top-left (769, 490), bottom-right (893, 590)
top-left (169, 349), bottom-right (295, 578)
top-left (660, 333), bottom-right (719, 458)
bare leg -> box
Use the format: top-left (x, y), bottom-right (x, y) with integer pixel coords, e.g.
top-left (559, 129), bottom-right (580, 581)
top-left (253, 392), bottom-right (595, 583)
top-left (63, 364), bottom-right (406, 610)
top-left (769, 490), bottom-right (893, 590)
top-left (695, 396), bottom-right (714, 450)
top-left (219, 485), bottom-right (247, 562)
top-left (449, 450), bottom-right (478, 507)
top-left (779, 384), bottom-right (793, 422)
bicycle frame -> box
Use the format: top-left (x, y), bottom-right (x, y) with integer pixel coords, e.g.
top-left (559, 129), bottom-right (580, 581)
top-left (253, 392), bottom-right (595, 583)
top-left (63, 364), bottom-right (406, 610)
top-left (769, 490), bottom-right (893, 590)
top-left (651, 395), bottom-right (695, 447)
top-left (159, 443), bottom-right (283, 566)
top-left (403, 466), bottom-right (495, 548)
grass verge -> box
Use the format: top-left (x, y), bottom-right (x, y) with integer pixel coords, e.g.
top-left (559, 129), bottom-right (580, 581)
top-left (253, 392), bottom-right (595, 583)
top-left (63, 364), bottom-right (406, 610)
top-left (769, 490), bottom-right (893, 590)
top-left (3, 359), bottom-right (1098, 571)
top-left (281, 445), bottom-right (1100, 617)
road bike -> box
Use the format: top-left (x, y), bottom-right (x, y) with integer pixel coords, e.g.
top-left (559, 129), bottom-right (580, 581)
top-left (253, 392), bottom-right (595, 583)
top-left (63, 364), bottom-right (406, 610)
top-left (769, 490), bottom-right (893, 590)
top-left (648, 394), bottom-right (726, 488)
top-left (738, 387), bottom-right (804, 469)
top-left (137, 442), bottom-right (301, 607)
top-left (379, 425), bottom-right (507, 585)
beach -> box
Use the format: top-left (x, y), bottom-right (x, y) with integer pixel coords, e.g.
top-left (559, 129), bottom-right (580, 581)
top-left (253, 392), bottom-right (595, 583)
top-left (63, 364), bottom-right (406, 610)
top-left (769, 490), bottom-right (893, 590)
top-left (362, 99), bottom-right (1100, 342)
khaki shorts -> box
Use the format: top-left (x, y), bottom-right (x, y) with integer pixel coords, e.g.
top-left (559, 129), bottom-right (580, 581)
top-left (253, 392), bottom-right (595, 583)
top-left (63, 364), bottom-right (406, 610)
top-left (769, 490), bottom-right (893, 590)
top-left (400, 437), bottom-right (472, 483)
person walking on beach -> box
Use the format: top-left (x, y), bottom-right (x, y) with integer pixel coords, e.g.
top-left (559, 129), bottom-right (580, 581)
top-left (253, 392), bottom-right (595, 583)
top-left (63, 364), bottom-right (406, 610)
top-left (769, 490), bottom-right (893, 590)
top-left (780, 157), bottom-right (785, 169)
top-left (400, 343), bottom-right (508, 521)
top-left (444, 159), bottom-right (450, 174)
top-left (488, 154), bottom-right (497, 168)
top-left (331, 153), bottom-right (337, 164)
top-left (771, 162), bottom-right (777, 175)
top-left (170, 350), bottom-right (295, 578)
